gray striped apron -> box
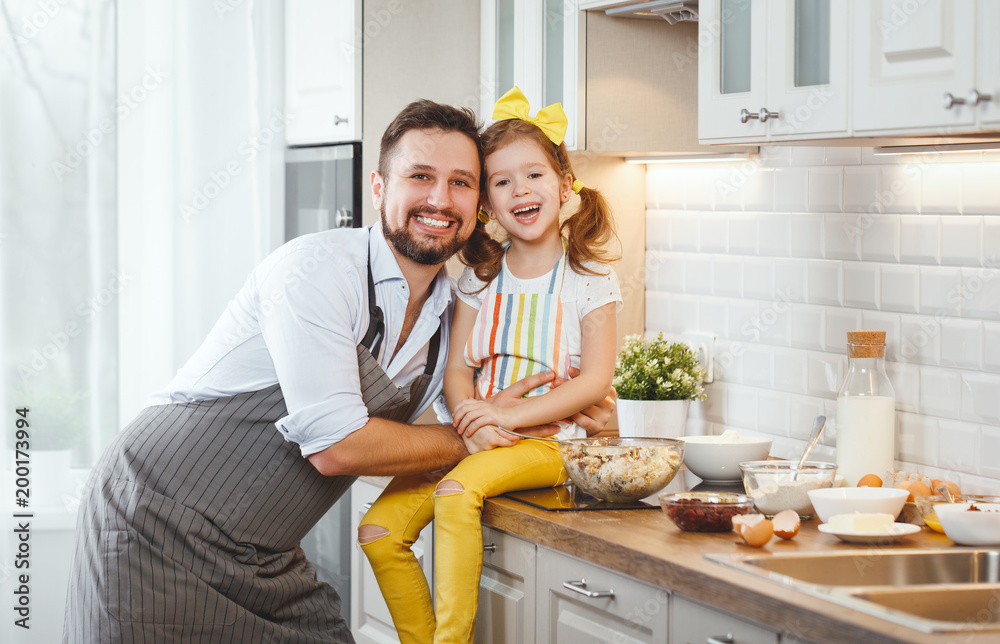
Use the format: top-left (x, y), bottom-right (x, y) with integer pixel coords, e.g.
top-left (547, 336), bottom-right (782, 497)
top-left (64, 254), bottom-right (443, 643)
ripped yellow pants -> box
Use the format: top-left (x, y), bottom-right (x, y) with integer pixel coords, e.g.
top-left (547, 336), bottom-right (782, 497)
top-left (358, 439), bottom-right (566, 644)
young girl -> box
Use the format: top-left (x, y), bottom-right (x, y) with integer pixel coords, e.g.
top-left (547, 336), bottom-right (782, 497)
top-left (359, 86), bottom-right (621, 644)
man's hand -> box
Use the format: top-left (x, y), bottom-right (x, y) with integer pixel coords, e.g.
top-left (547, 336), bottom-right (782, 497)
top-left (463, 425), bottom-right (519, 454)
top-left (485, 369), bottom-right (616, 438)
top-left (453, 398), bottom-right (514, 437)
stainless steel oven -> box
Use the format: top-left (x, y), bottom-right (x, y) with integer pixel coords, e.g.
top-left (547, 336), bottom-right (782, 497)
top-left (284, 143), bottom-right (362, 240)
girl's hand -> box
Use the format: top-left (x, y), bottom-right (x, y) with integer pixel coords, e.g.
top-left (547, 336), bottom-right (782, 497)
top-left (463, 425), bottom-right (519, 454)
top-left (452, 398), bottom-right (513, 437)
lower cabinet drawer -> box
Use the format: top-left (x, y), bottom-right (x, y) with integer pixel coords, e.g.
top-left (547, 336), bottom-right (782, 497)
top-left (536, 547), bottom-right (669, 644)
top-left (670, 594), bottom-right (780, 644)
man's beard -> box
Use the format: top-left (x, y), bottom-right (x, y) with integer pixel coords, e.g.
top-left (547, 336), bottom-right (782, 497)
top-left (380, 203), bottom-right (466, 266)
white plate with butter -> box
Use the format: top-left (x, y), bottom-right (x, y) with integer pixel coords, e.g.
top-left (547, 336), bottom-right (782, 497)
top-left (818, 522), bottom-right (920, 544)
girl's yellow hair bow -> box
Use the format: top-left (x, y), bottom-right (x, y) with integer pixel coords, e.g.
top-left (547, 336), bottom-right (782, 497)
top-left (492, 86), bottom-right (568, 146)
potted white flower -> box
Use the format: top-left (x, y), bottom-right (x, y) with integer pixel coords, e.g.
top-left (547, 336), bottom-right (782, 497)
top-left (613, 333), bottom-right (707, 439)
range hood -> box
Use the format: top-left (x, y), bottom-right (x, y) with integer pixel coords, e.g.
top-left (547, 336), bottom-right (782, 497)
top-left (602, 0), bottom-right (699, 24)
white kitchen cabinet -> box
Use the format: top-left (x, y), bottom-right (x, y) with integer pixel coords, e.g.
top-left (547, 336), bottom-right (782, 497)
top-left (670, 594), bottom-right (780, 644)
top-left (852, 0), bottom-right (978, 134)
top-left (474, 527), bottom-right (537, 644)
top-left (480, 0), bottom-right (585, 149)
top-left (975, 0), bottom-right (1000, 128)
top-left (699, 0), bottom-right (850, 143)
top-left (350, 478), bottom-right (434, 644)
top-left (535, 547), bottom-right (670, 643)
top-left (285, 0), bottom-right (362, 144)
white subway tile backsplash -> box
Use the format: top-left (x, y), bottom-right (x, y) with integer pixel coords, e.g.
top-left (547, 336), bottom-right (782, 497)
top-left (843, 262), bottom-right (880, 310)
top-left (984, 322), bottom-right (1000, 374)
top-left (646, 210), bottom-right (672, 250)
top-left (671, 212), bottom-right (700, 252)
top-left (940, 319), bottom-right (983, 371)
top-left (807, 352), bottom-right (842, 398)
top-left (790, 214), bottom-right (824, 258)
top-left (713, 256), bottom-right (742, 297)
top-left (728, 213), bottom-right (758, 255)
top-left (742, 257), bottom-right (774, 300)
top-left (880, 166), bottom-right (921, 213)
top-left (671, 294), bottom-right (701, 332)
top-left (961, 372), bottom-right (1000, 425)
top-left (920, 165), bottom-right (962, 214)
top-left (774, 347), bottom-right (809, 394)
top-left (843, 166), bottom-right (880, 214)
top-left (824, 147), bottom-right (862, 166)
top-left (773, 258), bottom-right (808, 304)
top-left (758, 214), bottom-right (791, 257)
top-left (826, 308), bottom-right (864, 353)
top-left (645, 148), bottom-right (1000, 489)
top-left (937, 419), bottom-right (979, 475)
top-left (684, 255), bottom-right (714, 294)
top-left (823, 215), bottom-right (862, 260)
top-left (742, 344), bottom-right (774, 388)
top-left (961, 266), bottom-right (1000, 321)
top-left (898, 413), bottom-right (939, 468)
top-left (919, 266), bottom-right (962, 316)
top-left (726, 384), bottom-right (759, 430)
top-left (962, 165), bottom-right (1000, 215)
top-left (941, 216), bottom-right (983, 267)
top-left (700, 213), bottom-right (729, 253)
top-left (898, 214), bottom-right (940, 265)
top-left (886, 361), bottom-right (920, 413)
top-left (807, 261), bottom-right (842, 307)
top-left (698, 298), bottom-right (729, 340)
top-left (880, 264), bottom-right (920, 314)
top-left (861, 311), bottom-right (902, 361)
top-left (807, 168), bottom-right (843, 213)
top-left (860, 215), bottom-right (900, 262)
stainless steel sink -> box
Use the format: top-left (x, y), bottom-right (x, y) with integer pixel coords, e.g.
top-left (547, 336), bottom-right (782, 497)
top-left (707, 549), bottom-right (1000, 633)
top-left (739, 549), bottom-right (1000, 586)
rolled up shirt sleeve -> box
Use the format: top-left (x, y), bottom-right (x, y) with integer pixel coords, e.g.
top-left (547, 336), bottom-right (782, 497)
top-left (256, 247), bottom-right (371, 456)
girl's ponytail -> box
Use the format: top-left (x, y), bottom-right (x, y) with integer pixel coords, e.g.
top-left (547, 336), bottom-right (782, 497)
top-left (458, 221), bottom-right (505, 289)
top-left (562, 182), bottom-right (620, 276)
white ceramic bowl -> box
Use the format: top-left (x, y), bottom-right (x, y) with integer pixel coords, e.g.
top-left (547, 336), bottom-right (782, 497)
top-left (935, 502), bottom-right (1000, 546)
top-left (806, 486), bottom-right (909, 524)
top-left (679, 435), bottom-right (772, 482)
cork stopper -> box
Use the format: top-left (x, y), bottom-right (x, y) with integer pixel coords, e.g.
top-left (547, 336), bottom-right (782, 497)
top-left (846, 330), bottom-right (886, 358)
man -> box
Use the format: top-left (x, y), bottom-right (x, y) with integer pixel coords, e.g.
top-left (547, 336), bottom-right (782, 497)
top-left (64, 100), bottom-right (613, 643)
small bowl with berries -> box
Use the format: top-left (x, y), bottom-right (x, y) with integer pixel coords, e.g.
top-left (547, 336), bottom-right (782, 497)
top-left (658, 491), bottom-right (754, 532)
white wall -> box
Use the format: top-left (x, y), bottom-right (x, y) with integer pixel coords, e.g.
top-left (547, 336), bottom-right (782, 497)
top-left (645, 146), bottom-right (1000, 494)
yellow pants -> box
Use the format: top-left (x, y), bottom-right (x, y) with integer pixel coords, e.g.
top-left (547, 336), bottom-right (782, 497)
top-left (359, 439), bottom-right (567, 644)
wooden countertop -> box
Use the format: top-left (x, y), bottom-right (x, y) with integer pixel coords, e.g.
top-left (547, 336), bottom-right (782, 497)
top-left (480, 489), bottom-right (991, 644)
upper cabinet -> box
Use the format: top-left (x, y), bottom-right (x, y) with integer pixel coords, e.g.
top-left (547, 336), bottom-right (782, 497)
top-left (700, 0), bottom-right (1000, 145)
top-left (481, 0), bottom-right (585, 150)
top-left (285, 0), bottom-right (362, 145)
top-left (699, 0), bottom-right (849, 143)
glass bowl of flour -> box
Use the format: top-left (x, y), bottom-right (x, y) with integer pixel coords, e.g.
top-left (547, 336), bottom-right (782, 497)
top-left (739, 460), bottom-right (837, 519)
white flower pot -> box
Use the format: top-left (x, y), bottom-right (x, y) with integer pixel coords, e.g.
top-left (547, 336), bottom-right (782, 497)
top-left (616, 399), bottom-right (690, 439)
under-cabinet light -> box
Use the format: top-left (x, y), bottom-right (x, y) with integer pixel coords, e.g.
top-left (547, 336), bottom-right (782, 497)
top-left (625, 153), bottom-right (751, 164)
top-left (872, 142), bottom-right (1000, 155)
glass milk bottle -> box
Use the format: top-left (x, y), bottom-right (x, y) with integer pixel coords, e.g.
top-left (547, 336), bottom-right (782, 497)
top-left (835, 330), bottom-right (896, 487)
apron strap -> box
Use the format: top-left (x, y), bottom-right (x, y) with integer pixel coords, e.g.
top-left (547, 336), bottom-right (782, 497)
top-left (360, 227), bottom-right (386, 360)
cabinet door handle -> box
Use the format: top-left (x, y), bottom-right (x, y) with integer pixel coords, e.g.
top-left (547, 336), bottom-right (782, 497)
top-left (362, 502), bottom-right (373, 511)
top-left (483, 543), bottom-right (496, 553)
top-left (968, 89), bottom-right (993, 106)
top-left (562, 579), bottom-right (615, 598)
top-left (943, 92), bottom-right (966, 109)
top-left (740, 108), bottom-right (779, 123)
top-left (706, 635), bottom-right (735, 644)
top-left (334, 114), bottom-right (349, 125)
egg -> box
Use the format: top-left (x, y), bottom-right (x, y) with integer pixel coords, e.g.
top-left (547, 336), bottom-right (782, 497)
top-left (771, 509), bottom-right (801, 540)
top-left (930, 479), bottom-right (961, 497)
top-left (895, 480), bottom-right (932, 502)
top-left (733, 514), bottom-right (773, 547)
top-left (857, 473), bottom-right (883, 488)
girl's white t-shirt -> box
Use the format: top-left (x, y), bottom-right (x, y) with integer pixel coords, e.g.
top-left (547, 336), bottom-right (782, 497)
top-left (456, 254), bottom-right (623, 439)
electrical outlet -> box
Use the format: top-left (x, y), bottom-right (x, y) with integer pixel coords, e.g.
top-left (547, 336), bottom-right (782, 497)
top-left (678, 331), bottom-right (715, 384)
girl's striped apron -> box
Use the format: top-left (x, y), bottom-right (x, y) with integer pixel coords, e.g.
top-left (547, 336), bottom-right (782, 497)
top-left (64, 250), bottom-right (441, 644)
top-left (465, 247), bottom-right (570, 403)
